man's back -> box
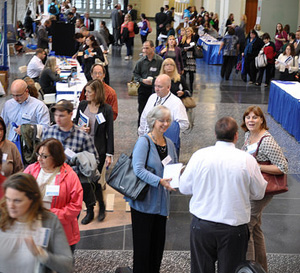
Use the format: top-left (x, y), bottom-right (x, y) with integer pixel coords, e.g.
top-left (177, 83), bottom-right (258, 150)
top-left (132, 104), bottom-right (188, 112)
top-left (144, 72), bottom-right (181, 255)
top-left (180, 141), bottom-right (267, 226)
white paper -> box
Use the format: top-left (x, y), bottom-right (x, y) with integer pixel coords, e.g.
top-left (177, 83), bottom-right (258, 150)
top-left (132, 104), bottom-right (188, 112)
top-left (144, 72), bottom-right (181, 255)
top-left (2, 153), bottom-right (8, 162)
top-left (65, 147), bottom-right (76, 159)
top-left (163, 163), bottom-right (183, 188)
top-left (78, 110), bottom-right (89, 127)
top-left (161, 155), bottom-right (172, 166)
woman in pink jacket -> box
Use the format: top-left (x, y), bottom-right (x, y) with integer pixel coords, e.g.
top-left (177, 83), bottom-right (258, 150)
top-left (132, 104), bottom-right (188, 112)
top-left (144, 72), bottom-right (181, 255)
top-left (24, 138), bottom-right (83, 253)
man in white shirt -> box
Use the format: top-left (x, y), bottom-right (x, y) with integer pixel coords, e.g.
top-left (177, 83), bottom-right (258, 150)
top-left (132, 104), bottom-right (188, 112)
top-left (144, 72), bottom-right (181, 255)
top-left (138, 74), bottom-right (189, 137)
top-left (27, 48), bottom-right (46, 82)
top-left (179, 116), bottom-right (267, 273)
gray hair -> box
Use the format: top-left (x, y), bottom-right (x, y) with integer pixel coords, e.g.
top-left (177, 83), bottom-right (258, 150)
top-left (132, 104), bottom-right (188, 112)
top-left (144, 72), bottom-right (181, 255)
top-left (146, 105), bottom-right (172, 131)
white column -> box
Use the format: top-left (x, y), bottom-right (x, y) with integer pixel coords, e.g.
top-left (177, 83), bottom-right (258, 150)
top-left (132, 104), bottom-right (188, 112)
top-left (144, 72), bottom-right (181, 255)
top-left (219, 0), bottom-right (229, 35)
top-left (44, 0), bottom-right (49, 15)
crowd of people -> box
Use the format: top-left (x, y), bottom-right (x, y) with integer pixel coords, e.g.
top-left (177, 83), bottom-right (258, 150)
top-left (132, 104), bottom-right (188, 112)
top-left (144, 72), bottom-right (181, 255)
top-left (0, 2), bottom-right (294, 273)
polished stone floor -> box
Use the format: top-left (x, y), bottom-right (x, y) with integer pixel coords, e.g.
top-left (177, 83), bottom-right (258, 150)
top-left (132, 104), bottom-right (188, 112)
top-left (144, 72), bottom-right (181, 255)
top-left (2, 23), bottom-right (300, 273)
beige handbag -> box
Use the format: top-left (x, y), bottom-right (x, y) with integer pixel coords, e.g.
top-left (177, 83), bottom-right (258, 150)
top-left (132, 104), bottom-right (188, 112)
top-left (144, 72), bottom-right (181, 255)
top-left (95, 54), bottom-right (109, 66)
top-left (181, 96), bottom-right (196, 108)
top-left (127, 78), bottom-right (140, 96)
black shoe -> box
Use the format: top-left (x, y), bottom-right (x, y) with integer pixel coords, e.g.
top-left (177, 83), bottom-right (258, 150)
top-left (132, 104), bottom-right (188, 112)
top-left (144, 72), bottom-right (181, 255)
top-left (98, 209), bottom-right (106, 222)
top-left (98, 203), bottom-right (106, 222)
top-left (81, 209), bottom-right (94, 225)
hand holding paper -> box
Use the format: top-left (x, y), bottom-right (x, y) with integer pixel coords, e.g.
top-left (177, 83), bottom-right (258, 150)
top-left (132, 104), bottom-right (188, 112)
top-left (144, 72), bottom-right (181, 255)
top-left (163, 163), bottom-right (183, 188)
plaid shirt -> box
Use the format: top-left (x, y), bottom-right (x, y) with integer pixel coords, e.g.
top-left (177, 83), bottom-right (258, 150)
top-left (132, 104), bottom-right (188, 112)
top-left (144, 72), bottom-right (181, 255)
top-left (43, 124), bottom-right (98, 173)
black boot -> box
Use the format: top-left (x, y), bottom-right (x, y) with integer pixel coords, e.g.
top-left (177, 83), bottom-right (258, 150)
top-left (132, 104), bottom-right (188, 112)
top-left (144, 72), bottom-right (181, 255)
top-left (98, 201), bottom-right (106, 222)
top-left (81, 206), bottom-right (94, 225)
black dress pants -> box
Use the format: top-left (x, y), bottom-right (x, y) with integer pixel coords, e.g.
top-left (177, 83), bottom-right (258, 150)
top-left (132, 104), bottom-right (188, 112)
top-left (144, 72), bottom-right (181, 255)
top-left (245, 57), bottom-right (257, 82)
top-left (131, 208), bottom-right (167, 273)
top-left (256, 63), bottom-right (274, 85)
top-left (190, 216), bottom-right (249, 273)
top-left (221, 56), bottom-right (237, 80)
top-left (137, 84), bottom-right (153, 126)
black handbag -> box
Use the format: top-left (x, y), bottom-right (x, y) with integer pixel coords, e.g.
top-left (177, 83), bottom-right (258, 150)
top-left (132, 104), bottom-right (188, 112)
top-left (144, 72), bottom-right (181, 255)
top-left (107, 137), bottom-right (154, 201)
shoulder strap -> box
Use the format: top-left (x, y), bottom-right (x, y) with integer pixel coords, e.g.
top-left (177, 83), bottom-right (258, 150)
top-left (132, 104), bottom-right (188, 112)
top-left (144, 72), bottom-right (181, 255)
top-left (253, 134), bottom-right (271, 158)
top-left (144, 136), bottom-right (151, 165)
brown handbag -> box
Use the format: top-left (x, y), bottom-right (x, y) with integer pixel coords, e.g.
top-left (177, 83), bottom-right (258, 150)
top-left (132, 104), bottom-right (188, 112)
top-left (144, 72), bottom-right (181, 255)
top-left (254, 135), bottom-right (288, 195)
top-left (181, 96), bottom-right (196, 108)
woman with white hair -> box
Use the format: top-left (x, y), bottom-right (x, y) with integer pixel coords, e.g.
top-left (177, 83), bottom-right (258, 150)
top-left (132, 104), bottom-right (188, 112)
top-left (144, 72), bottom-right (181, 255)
top-left (39, 56), bottom-right (61, 94)
top-left (128, 105), bottom-right (178, 273)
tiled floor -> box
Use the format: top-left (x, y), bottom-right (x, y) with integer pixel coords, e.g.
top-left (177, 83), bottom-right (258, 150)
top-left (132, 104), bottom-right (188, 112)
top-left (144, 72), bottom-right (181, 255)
top-left (2, 20), bottom-right (300, 272)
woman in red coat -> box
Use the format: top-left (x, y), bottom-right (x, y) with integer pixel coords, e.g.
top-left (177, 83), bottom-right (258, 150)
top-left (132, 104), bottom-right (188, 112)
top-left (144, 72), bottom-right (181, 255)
top-left (256, 33), bottom-right (276, 87)
top-left (121, 13), bottom-right (135, 60)
top-left (24, 138), bottom-right (83, 253)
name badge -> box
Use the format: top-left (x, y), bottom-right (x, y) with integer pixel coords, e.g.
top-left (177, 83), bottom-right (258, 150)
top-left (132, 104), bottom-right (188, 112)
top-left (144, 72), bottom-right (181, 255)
top-left (22, 113), bottom-right (31, 121)
top-left (34, 227), bottom-right (51, 247)
top-left (149, 67), bottom-right (157, 72)
top-left (161, 155), bottom-right (172, 166)
top-left (96, 112), bottom-right (106, 124)
top-left (45, 185), bottom-right (60, 196)
top-left (2, 153), bottom-right (8, 162)
top-left (65, 147), bottom-right (76, 159)
top-left (246, 143), bottom-right (258, 155)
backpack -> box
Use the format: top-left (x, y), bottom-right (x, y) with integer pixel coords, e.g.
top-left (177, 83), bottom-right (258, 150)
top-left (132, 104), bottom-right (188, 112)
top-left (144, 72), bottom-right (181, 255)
top-left (134, 22), bottom-right (139, 34)
top-left (49, 4), bottom-right (57, 14)
top-left (121, 27), bottom-right (129, 43)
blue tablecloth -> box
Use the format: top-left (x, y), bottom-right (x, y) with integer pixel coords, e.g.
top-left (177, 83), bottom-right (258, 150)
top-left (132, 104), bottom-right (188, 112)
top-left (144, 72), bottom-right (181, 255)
top-left (197, 38), bottom-right (223, 65)
top-left (268, 81), bottom-right (300, 142)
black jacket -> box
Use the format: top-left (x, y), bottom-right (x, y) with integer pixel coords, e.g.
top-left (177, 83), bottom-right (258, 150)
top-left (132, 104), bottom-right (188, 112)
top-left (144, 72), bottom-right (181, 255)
top-left (74, 101), bottom-right (114, 157)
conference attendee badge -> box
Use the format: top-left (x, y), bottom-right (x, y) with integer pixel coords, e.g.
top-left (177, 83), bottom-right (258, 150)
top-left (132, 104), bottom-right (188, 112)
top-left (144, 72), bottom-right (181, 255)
top-left (45, 185), bottom-right (60, 197)
top-left (34, 227), bottom-right (51, 247)
top-left (2, 153), bottom-right (8, 162)
top-left (149, 67), bottom-right (157, 72)
top-left (22, 113), bottom-right (31, 121)
top-left (246, 143), bottom-right (258, 155)
top-left (96, 113), bottom-right (106, 124)
top-left (65, 147), bottom-right (76, 159)
top-left (162, 155), bottom-right (172, 166)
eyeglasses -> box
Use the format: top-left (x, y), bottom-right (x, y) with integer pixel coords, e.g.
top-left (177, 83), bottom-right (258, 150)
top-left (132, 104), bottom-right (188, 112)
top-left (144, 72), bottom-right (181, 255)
top-left (36, 152), bottom-right (51, 159)
top-left (12, 89), bottom-right (27, 98)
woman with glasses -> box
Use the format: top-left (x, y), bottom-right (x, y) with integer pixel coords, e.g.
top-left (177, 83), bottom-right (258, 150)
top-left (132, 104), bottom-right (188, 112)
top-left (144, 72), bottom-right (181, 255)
top-left (159, 58), bottom-right (191, 98)
top-left (24, 138), bottom-right (83, 253)
top-left (129, 105), bottom-right (178, 273)
top-left (0, 117), bottom-right (23, 177)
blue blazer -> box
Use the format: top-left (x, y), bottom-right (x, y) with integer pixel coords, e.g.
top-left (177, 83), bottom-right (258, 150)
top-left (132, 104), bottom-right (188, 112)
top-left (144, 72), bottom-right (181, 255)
top-left (129, 135), bottom-right (178, 216)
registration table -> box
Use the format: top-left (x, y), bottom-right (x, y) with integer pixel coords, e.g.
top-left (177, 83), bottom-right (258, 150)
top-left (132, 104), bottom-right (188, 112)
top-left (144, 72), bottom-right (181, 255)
top-left (197, 34), bottom-right (223, 65)
top-left (268, 80), bottom-right (300, 142)
top-left (43, 58), bottom-right (87, 105)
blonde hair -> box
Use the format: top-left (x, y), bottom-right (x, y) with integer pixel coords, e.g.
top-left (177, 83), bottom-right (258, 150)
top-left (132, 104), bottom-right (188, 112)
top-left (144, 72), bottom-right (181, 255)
top-left (241, 14), bottom-right (247, 24)
top-left (44, 56), bottom-right (57, 73)
top-left (181, 27), bottom-right (194, 44)
top-left (160, 58), bottom-right (181, 82)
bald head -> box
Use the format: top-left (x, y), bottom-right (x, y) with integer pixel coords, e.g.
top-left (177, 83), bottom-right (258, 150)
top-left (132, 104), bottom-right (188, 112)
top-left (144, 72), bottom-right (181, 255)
top-left (154, 74), bottom-right (171, 98)
top-left (10, 79), bottom-right (29, 103)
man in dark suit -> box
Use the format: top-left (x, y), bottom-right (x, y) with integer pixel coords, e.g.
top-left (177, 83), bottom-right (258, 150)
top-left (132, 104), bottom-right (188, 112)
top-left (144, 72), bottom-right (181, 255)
top-left (67, 12), bottom-right (76, 25)
top-left (155, 7), bottom-right (168, 47)
top-left (72, 6), bottom-right (81, 20)
top-left (127, 4), bottom-right (137, 21)
top-left (36, 0), bottom-right (44, 17)
top-left (294, 30), bottom-right (300, 56)
top-left (111, 3), bottom-right (123, 46)
top-left (164, 5), bottom-right (173, 24)
top-left (84, 12), bottom-right (94, 31)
